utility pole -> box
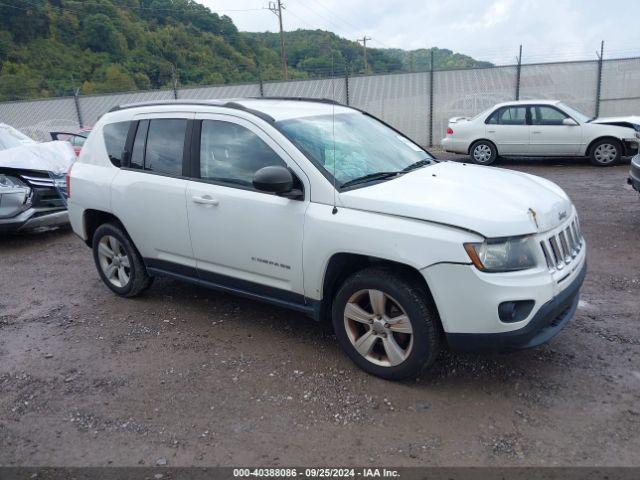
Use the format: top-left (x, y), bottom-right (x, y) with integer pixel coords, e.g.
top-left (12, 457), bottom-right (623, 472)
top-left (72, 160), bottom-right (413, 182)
top-left (357, 36), bottom-right (372, 73)
top-left (269, 1), bottom-right (288, 80)
top-left (515, 44), bottom-right (522, 100)
top-left (595, 40), bottom-right (604, 118)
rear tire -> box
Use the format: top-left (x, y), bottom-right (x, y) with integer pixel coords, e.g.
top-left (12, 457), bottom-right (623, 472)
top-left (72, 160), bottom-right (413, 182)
top-left (331, 267), bottom-right (440, 380)
top-left (469, 140), bottom-right (498, 165)
top-left (589, 138), bottom-right (621, 166)
top-left (92, 223), bottom-right (153, 297)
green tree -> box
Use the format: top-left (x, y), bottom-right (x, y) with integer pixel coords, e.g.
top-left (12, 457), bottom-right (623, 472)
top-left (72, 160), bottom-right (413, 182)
top-left (81, 14), bottom-right (127, 57)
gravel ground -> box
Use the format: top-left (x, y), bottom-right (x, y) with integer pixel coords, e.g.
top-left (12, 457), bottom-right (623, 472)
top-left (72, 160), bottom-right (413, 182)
top-left (1, 153), bottom-right (639, 467)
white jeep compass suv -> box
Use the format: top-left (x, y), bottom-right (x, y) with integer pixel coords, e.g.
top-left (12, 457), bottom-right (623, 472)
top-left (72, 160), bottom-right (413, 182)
top-left (67, 98), bottom-right (587, 379)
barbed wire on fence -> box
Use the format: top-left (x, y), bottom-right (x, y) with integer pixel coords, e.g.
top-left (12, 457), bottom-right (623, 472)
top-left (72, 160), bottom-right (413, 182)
top-left (1, 55), bottom-right (639, 147)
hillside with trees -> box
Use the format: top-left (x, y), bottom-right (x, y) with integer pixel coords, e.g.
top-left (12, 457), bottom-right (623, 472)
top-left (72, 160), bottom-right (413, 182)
top-left (0, 0), bottom-right (491, 101)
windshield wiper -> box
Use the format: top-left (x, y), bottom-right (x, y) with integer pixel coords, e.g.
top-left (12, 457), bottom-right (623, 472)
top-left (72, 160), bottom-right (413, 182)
top-left (340, 171), bottom-right (401, 188)
top-left (401, 158), bottom-right (433, 172)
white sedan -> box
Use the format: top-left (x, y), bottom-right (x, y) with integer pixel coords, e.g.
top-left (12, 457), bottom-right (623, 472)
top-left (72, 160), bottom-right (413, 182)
top-left (441, 100), bottom-right (640, 166)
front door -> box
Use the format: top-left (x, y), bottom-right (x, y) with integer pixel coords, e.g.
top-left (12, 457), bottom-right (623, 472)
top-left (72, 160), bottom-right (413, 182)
top-left (529, 105), bottom-right (583, 155)
top-left (186, 114), bottom-right (309, 300)
top-left (485, 105), bottom-right (530, 155)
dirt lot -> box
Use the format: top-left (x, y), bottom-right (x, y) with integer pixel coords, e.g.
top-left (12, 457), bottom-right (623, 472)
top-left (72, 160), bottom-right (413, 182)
top-left (1, 154), bottom-right (639, 467)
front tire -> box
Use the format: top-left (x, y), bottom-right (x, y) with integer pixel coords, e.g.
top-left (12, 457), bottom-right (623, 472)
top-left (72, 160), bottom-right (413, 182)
top-left (332, 267), bottom-right (440, 380)
top-left (589, 139), bottom-right (621, 166)
top-left (469, 140), bottom-right (498, 165)
top-left (92, 223), bottom-right (153, 297)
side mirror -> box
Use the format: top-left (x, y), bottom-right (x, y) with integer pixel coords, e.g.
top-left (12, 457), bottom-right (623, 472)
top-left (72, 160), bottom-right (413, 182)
top-left (562, 118), bottom-right (578, 126)
top-left (253, 165), bottom-right (303, 199)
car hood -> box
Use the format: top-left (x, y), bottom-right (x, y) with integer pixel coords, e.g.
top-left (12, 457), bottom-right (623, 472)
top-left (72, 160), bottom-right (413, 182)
top-left (339, 162), bottom-right (573, 238)
top-left (590, 115), bottom-right (640, 129)
top-left (0, 140), bottom-right (75, 174)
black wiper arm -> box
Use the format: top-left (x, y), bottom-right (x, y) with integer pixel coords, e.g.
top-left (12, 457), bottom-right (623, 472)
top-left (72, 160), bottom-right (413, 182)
top-left (401, 158), bottom-right (433, 172)
top-left (340, 171), bottom-right (400, 188)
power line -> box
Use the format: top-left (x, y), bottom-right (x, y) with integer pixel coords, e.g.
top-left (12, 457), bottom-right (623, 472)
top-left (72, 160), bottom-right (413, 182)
top-left (268, 0), bottom-right (288, 80)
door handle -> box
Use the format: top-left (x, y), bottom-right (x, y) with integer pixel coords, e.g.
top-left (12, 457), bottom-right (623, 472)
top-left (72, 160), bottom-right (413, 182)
top-left (192, 195), bottom-right (219, 206)
top-left (487, 130), bottom-right (496, 133)
top-left (532, 131), bottom-right (542, 134)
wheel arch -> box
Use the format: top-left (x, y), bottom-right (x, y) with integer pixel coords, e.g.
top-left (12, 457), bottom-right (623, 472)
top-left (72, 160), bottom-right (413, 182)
top-left (585, 136), bottom-right (622, 157)
top-left (318, 252), bottom-right (441, 326)
top-left (83, 209), bottom-right (126, 247)
top-left (468, 138), bottom-right (499, 156)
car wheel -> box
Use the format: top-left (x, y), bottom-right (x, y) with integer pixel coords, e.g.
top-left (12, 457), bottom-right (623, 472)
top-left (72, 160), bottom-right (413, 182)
top-left (589, 139), bottom-right (621, 166)
top-left (470, 140), bottom-right (498, 165)
top-left (92, 223), bottom-right (153, 297)
top-left (332, 267), bottom-right (440, 380)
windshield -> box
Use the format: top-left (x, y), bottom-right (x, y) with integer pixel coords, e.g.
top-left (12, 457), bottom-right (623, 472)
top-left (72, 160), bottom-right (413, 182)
top-left (277, 112), bottom-right (433, 187)
top-left (0, 124), bottom-right (36, 150)
top-left (557, 102), bottom-right (591, 123)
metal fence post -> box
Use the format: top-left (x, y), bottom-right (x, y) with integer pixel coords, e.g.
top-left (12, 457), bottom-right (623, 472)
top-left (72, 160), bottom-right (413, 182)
top-left (515, 44), bottom-right (522, 100)
top-left (345, 63), bottom-right (350, 105)
top-left (73, 88), bottom-right (84, 129)
top-left (595, 40), bottom-right (604, 118)
top-left (258, 66), bottom-right (264, 97)
top-left (428, 50), bottom-right (434, 147)
top-left (171, 65), bottom-right (178, 100)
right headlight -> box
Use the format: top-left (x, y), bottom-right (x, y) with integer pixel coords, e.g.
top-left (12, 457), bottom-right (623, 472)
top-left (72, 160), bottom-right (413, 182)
top-left (464, 236), bottom-right (538, 272)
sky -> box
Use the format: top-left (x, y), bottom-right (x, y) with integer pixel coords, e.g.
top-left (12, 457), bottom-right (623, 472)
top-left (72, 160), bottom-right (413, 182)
top-left (199, 0), bottom-right (640, 65)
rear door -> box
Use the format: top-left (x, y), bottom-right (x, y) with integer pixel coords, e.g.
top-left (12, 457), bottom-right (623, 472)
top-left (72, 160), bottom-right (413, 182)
top-left (529, 105), bottom-right (583, 155)
top-left (110, 114), bottom-right (196, 271)
top-left (485, 106), bottom-right (530, 155)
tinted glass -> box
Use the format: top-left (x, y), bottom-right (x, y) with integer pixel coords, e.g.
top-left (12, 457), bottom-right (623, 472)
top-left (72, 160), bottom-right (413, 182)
top-left (130, 120), bottom-right (149, 169)
top-left (103, 121), bottom-right (131, 167)
top-left (145, 119), bottom-right (187, 176)
top-left (533, 106), bottom-right (568, 125)
top-left (498, 107), bottom-right (527, 125)
top-left (486, 109), bottom-right (500, 124)
top-left (200, 120), bottom-right (285, 186)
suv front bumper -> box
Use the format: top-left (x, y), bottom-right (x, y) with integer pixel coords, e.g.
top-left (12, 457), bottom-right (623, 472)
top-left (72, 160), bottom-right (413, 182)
top-left (0, 207), bottom-right (68, 234)
top-left (445, 261), bottom-right (586, 351)
top-left (421, 229), bottom-right (587, 352)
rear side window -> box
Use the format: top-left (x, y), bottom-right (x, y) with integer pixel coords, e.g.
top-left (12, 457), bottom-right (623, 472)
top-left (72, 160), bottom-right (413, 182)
top-left (498, 107), bottom-right (527, 125)
top-left (103, 121), bottom-right (131, 167)
top-left (130, 120), bottom-right (149, 169)
top-left (144, 119), bottom-right (187, 176)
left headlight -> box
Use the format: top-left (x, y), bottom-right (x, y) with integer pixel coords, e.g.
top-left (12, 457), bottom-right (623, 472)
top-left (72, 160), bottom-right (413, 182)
top-left (464, 236), bottom-right (538, 272)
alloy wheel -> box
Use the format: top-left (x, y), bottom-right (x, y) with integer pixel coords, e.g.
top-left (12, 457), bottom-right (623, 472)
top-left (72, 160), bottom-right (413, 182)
top-left (343, 289), bottom-right (413, 367)
top-left (97, 235), bottom-right (131, 288)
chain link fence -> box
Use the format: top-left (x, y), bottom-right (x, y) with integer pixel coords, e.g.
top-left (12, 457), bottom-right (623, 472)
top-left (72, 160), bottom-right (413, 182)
top-left (1, 57), bottom-right (639, 147)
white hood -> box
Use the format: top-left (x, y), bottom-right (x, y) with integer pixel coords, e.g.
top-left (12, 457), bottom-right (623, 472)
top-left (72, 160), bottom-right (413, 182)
top-left (339, 162), bottom-right (572, 238)
top-left (0, 141), bottom-right (75, 174)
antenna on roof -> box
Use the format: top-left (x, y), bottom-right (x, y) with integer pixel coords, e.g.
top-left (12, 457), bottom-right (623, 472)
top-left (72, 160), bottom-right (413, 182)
top-left (331, 48), bottom-right (338, 215)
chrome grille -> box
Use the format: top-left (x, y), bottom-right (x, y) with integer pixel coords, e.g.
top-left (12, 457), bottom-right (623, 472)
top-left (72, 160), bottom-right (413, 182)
top-left (540, 217), bottom-right (583, 272)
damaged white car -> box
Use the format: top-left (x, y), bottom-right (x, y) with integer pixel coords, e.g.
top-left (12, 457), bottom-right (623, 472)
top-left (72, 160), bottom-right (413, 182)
top-left (0, 123), bottom-right (75, 234)
top-left (442, 100), bottom-right (640, 166)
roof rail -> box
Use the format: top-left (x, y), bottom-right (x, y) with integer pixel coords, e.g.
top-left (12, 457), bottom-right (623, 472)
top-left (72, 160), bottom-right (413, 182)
top-left (107, 99), bottom-right (276, 123)
top-left (250, 96), bottom-right (343, 105)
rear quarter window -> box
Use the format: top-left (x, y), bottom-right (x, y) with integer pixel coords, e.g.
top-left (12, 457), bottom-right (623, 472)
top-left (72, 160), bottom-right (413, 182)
top-left (103, 121), bottom-right (131, 167)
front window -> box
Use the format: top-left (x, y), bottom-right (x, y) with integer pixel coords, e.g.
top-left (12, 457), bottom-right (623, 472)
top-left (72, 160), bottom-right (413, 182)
top-left (532, 106), bottom-right (569, 125)
top-left (199, 120), bottom-right (286, 187)
top-left (557, 102), bottom-right (590, 123)
top-left (277, 112), bottom-right (433, 187)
